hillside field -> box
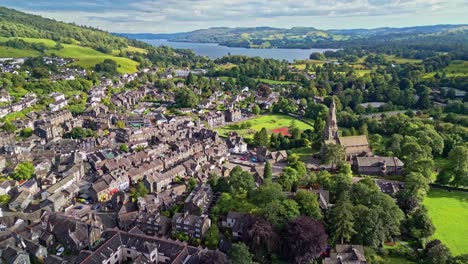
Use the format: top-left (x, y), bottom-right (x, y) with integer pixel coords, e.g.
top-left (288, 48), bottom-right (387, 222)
top-left (0, 37), bottom-right (139, 73)
top-left (423, 188), bottom-right (468, 255)
top-left (216, 114), bottom-right (313, 138)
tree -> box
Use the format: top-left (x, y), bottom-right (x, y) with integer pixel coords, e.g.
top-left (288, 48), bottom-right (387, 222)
top-left (229, 167), bottom-right (256, 195)
top-left (248, 182), bottom-right (284, 207)
top-left (19, 128), bottom-right (33, 138)
top-left (403, 206), bottom-right (435, 242)
top-left (405, 172), bottom-right (429, 202)
top-left (129, 182), bottom-right (148, 202)
top-left (257, 83), bottom-right (272, 98)
top-left (262, 199), bottom-right (300, 227)
top-left (175, 88), bottom-right (199, 108)
top-left (120, 144), bottom-right (129, 152)
top-left (309, 52), bottom-right (325, 60)
top-left (1, 122), bottom-right (16, 132)
top-left (95, 59), bottom-right (118, 75)
top-left (204, 224), bottom-right (220, 249)
top-left (244, 216), bottom-right (279, 263)
top-left (115, 120), bottom-right (125, 129)
top-left (448, 145), bottom-right (468, 187)
top-left (283, 216), bottom-right (328, 264)
top-left (330, 194), bottom-right (356, 244)
top-left (263, 161), bottom-right (272, 180)
top-left (321, 143), bottom-right (345, 169)
top-left (424, 240), bottom-right (452, 264)
top-left (278, 167), bottom-right (298, 191)
top-left (254, 128), bottom-right (269, 147)
top-left (229, 243), bottom-right (253, 264)
top-left (199, 250), bottom-right (229, 264)
top-left (0, 195), bottom-right (11, 205)
top-left (294, 190), bottom-right (322, 220)
top-left (252, 104), bottom-right (261, 115)
top-left (12, 161), bottom-right (35, 181)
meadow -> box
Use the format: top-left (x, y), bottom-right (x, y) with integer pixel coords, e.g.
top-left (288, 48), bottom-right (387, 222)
top-left (423, 188), bottom-right (468, 255)
top-left (0, 37), bottom-right (140, 73)
top-left (216, 114), bottom-right (313, 138)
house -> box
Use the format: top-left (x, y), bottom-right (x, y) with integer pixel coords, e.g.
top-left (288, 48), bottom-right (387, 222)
top-left (1, 246), bottom-right (31, 264)
top-left (375, 180), bottom-right (405, 197)
top-left (324, 244), bottom-right (367, 264)
top-left (225, 108), bottom-right (242, 122)
top-left (41, 212), bottom-right (103, 252)
top-left (226, 132), bottom-right (248, 154)
top-left (133, 212), bottom-right (172, 236)
top-left (270, 150), bottom-right (288, 163)
top-left (306, 189), bottom-right (331, 210)
top-left (183, 184), bottom-right (213, 215)
top-left (9, 190), bottom-right (32, 212)
top-left (355, 157), bottom-right (404, 176)
top-left (172, 212), bottom-right (211, 239)
top-left (222, 211), bottom-right (249, 239)
top-left (76, 229), bottom-right (214, 264)
top-left (89, 169), bottom-right (129, 202)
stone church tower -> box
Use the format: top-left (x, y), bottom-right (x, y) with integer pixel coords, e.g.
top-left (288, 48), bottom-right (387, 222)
top-left (323, 98), bottom-right (339, 143)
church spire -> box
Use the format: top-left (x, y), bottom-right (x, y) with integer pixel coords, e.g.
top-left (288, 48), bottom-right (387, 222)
top-left (323, 97), bottom-right (338, 142)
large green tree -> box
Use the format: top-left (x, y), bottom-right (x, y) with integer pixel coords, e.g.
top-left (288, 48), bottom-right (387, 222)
top-left (229, 243), bottom-right (253, 264)
top-left (12, 161), bottom-right (35, 181)
top-left (294, 190), bottom-right (322, 220)
top-left (321, 143), bottom-right (345, 169)
top-left (330, 194), bottom-right (356, 244)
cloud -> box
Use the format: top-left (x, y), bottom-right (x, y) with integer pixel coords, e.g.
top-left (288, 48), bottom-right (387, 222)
top-left (2, 0), bottom-right (467, 32)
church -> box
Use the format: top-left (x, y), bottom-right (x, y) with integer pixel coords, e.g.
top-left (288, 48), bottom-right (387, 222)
top-left (322, 99), bottom-right (404, 176)
top-left (322, 98), bottom-right (372, 161)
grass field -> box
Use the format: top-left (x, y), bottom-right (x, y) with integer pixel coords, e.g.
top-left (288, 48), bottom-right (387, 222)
top-left (0, 46), bottom-right (40, 58)
top-left (383, 55), bottom-right (422, 64)
top-left (425, 60), bottom-right (468, 78)
top-left (216, 114), bottom-right (313, 138)
top-left (0, 37), bottom-right (139, 73)
top-left (255, 78), bottom-right (296, 85)
top-left (424, 188), bottom-right (468, 255)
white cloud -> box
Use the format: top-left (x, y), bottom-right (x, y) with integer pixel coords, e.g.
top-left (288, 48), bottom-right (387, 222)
top-left (3, 0), bottom-right (467, 32)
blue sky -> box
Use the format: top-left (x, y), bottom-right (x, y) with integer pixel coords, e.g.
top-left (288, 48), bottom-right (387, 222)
top-left (2, 0), bottom-right (467, 33)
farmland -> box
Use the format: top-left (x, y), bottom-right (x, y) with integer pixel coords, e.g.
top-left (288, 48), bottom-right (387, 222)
top-left (216, 114), bottom-right (314, 139)
top-left (423, 188), bottom-right (468, 255)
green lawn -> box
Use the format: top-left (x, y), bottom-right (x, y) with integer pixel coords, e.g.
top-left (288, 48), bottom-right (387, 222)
top-left (255, 78), bottom-right (296, 85)
top-left (0, 37), bottom-right (139, 73)
top-left (0, 46), bottom-right (40, 58)
top-left (216, 114), bottom-right (313, 139)
top-left (424, 188), bottom-right (468, 255)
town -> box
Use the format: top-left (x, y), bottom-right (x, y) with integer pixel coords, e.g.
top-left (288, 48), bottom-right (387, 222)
top-left (0, 4), bottom-right (467, 264)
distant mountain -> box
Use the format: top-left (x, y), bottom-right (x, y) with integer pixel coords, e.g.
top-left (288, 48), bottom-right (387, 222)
top-left (120, 24), bottom-right (468, 49)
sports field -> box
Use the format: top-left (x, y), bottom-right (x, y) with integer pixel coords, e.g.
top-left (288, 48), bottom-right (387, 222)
top-left (423, 188), bottom-right (468, 255)
top-left (216, 114), bottom-right (313, 138)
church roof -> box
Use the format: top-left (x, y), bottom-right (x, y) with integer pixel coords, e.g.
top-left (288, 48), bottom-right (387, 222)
top-left (338, 136), bottom-right (369, 147)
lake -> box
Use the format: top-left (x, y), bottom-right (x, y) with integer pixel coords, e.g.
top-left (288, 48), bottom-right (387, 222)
top-left (142, 39), bottom-right (337, 62)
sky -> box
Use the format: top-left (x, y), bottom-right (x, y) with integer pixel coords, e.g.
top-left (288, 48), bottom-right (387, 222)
top-left (2, 0), bottom-right (468, 33)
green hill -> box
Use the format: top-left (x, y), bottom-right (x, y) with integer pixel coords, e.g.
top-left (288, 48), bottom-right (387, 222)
top-left (0, 6), bottom-right (208, 73)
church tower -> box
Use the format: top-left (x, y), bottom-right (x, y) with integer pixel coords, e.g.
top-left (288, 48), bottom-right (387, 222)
top-left (323, 98), bottom-right (339, 143)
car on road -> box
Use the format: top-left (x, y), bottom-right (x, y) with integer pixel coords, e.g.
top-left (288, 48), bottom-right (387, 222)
top-left (91, 205), bottom-right (100, 210)
top-left (74, 205), bottom-right (83, 210)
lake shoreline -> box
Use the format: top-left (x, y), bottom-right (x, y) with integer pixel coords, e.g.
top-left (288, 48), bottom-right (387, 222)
top-left (142, 39), bottom-right (338, 61)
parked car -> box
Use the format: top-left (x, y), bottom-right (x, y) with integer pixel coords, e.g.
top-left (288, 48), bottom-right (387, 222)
top-left (74, 205), bottom-right (83, 210)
